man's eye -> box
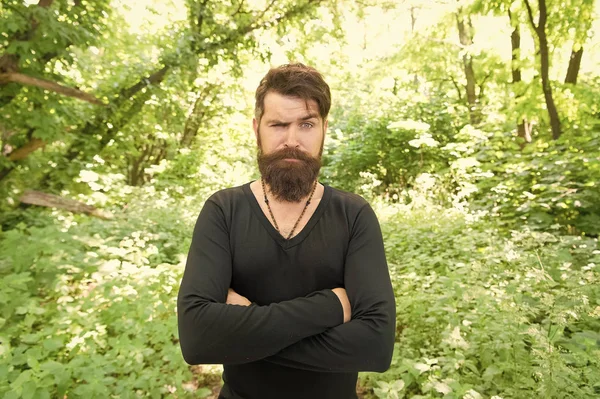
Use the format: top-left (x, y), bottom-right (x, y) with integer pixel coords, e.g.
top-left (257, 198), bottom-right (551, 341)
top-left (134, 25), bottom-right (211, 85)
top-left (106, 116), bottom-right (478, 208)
top-left (301, 122), bottom-right (314, 128)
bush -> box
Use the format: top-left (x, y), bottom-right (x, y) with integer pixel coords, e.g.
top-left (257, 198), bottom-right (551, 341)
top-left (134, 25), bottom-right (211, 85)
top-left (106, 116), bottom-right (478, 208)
top-left (455, 126), bottom-right (600, 236)
top-left (361, 203), bottom-right (600, 398)
top-left (0, 194), bottom-right (208, 398)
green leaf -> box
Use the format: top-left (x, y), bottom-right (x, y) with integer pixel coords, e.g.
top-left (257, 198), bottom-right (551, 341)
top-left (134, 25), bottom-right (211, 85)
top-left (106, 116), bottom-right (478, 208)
top-left (22, 381), bottom-right (37, 399)
top-left (42, 339), bottom-right (62, 352)
top-left (33, 389), bottom-right (51, 399)
top-left (26, 356), bottom-right (40, 370)
top-left (21, 334), bottom-right (40, 344)
top-left (196, 387), bottom-right (212, 398)
top-left (11, 370), bottom-right (33, 389)
top-left (483, 364), bottom-right (502, 381)
top-left (3, 390), bottom-right (20, 399)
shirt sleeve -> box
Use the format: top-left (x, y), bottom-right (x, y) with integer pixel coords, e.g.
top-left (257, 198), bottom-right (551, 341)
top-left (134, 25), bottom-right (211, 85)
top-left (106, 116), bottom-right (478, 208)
top-left (177, 198), bottom-right (345, 365)
top-left (263, 204), bottom-right (396, 372)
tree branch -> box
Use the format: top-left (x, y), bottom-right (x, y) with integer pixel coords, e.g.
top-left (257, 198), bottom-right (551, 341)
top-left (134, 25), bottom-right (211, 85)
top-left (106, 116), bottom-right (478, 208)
top-left (252, 0), bottom-right (278, 24)
top-left (231, 0), bottom-right (247, 18)
top-left (448, 76), bottom-right (463, 102)
top-left (19, 190), bottom-right (113, 219)
top-left (7, 138), bottom-right (46, 161)
top-left (197, 0), bottom-right (209, 31)
top-left (118, 65), bottom-right (170, 102)
top-left (523, 0), bottom-right (539, 32)
top-left (477, 72), bottom-right (492, 101)
top-left (0, 72), bottom-right (104, 105)
top-left (478, 72), bottom-right (492, 91)
top-left (538, 0), bottom-right (547, 29)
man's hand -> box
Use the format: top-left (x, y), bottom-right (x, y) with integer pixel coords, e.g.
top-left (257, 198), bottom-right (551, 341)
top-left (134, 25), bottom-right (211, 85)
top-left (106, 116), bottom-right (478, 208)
top-left (332, 288), bottom-right (351, 323)
top-left (227, 288), bottom-right (252, 306)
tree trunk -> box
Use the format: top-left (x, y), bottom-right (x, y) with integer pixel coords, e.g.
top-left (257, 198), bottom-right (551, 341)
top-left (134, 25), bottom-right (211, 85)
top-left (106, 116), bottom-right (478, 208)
top-left (0, 72), bottom-right (104, 105)
top-left (410, 6), bottom-right (419, 89)
top-left (126, 140), bottom-right (166, 186)
top-left (180, 83), bottom-right (218, 147)
top-left (563, 0), bottom-right (594, 85)
top-left (19, 190), bottom-right (113, 219)
top-left (524, 0), bottom-right (562, 140)
top-left (4, 138), bottom-right (46, 162)
top-left (0, 136), bottom-right (47, 182)
top-left (509, 11), bottom-right (522, 84)
top-left (564, 46), bottom-right (583, 84)
top-left (181, 94), bottom-right (206, 147)
top-left (456, 12), bottom-right (480, 125)
top-left (508, 10), bottom-right (531, 146)
top-left (539, 32), bottom-right (562, 139)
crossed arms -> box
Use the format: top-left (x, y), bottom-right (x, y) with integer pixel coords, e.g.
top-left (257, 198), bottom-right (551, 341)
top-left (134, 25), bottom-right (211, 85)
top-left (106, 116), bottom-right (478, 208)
top-left (177, 199), bottom-right (396, 373)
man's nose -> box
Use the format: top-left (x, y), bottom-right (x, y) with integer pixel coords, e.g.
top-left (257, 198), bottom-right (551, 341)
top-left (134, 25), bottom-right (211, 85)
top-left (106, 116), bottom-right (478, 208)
top-left (283, 126), bottom-right (300, 147)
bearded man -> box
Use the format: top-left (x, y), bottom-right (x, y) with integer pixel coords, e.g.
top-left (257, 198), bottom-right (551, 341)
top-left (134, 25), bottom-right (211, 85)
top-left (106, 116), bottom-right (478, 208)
top-left (177, 63), bottom-right (396, 399)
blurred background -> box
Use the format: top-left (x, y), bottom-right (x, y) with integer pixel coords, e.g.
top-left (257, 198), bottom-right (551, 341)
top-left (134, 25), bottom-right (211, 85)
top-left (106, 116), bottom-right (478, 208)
top-left (0, 0), bottom-right (599, 398)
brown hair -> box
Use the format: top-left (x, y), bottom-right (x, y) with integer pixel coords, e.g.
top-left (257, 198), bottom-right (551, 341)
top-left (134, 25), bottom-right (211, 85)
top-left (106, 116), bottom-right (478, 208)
top-left (254, 63), bottom-right (331, 124)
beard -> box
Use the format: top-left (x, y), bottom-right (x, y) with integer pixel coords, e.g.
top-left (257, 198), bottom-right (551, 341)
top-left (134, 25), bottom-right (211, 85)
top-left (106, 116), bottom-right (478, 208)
top-left (257, 145), bottom-right (322, 203)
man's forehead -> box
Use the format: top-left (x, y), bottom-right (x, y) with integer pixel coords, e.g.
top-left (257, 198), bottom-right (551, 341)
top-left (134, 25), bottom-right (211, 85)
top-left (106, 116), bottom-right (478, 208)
top-left (263, 92), bottom-right (320, 118)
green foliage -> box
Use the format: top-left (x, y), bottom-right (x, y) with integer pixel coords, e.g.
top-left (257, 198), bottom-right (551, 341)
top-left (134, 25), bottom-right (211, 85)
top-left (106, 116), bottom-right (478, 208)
top-left (0, 195), bottom-right (203, 398)
top-left (0, 0), bottom-right (336, 201)
top-left (361, 203), bottom-right (600, 398)
top-left (323, 92), bottom-right (459, 200)
top-left (462, 126), bottom-right (600, 236)
top-left (149, 110), bottom-right (256, 199)
top-left (1, 0), bottom-right (600, 397)
top-left (4, 189), bottom-right (598, 398)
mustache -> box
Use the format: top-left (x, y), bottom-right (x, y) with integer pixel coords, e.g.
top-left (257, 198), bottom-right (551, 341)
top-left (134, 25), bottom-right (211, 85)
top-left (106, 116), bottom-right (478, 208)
top-left (259, 147), bottom-right (316, 163)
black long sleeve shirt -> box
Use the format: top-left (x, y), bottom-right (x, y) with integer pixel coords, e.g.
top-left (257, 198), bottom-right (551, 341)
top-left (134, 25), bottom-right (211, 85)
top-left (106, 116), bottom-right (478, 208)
top-left (177, 182), bottom-right (396, 399)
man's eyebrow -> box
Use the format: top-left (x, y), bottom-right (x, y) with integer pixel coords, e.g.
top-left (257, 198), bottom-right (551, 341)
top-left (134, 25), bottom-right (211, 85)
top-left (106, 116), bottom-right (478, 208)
top-left (265, 119), bottom-right (288, 125)
top-left (265, 114), bottom-right (319, 124)
top-left (299, 113), bottom-right (319, 121)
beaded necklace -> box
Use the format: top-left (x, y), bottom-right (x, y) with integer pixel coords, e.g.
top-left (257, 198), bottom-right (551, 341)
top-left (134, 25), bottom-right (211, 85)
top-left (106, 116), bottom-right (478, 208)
top-left (261, 179), bottom-right (317, 240)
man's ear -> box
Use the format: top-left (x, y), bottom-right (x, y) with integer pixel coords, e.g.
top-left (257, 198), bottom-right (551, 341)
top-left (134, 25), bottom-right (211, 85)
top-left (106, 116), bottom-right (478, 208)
top-left (324, 119), bottom-right (328, 132)
top-left (253, 118), bottom-right (259, 140)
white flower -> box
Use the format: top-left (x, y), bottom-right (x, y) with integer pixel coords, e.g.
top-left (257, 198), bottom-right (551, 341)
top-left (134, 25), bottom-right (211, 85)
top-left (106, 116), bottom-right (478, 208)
top-left (414, 363), bottom-right (430, 374)
top-left (387, 119), bottom-right (430, 133)
top-left (409, 133), bottom-right (439, 148)
top-left (464, 389), bottom-right (482, 399)
top-left (443, 326), bottom-right (469, 349)
top-left (433, 381), bottom-right (452, 394)
top-left (79, 170), bottom-right (99, 183)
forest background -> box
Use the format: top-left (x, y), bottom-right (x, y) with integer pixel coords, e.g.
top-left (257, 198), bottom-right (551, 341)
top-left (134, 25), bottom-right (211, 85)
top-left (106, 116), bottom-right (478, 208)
top-left (0, 0), bottom-right (599, 398)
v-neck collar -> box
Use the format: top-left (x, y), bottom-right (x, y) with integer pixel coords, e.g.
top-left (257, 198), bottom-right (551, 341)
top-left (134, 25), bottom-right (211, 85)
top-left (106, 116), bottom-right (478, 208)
top-left (242, 181), bottom-right (332, 250)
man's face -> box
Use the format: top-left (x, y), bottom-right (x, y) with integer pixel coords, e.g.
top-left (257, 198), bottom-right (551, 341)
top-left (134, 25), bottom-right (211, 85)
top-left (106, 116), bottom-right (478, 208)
top-left (254, 91), bottom-right (327, 157)
top-left (253, 91), bottom-right (328, 202)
